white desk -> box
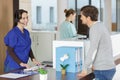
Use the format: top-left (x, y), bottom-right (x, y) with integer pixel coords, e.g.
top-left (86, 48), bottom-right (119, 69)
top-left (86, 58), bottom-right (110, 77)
top-left (111, 32), bottom-right (120, 57)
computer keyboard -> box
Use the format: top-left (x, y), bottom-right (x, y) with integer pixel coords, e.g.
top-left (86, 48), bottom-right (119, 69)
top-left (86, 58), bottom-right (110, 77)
top-left (78, 37), bottom-right (87, 40)
top-left (42, 61), bottom-right (53, 67)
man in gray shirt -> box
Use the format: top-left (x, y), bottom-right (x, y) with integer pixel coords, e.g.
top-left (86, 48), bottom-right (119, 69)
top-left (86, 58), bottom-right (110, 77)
top-left (77, 5), bottom-right (116, 80)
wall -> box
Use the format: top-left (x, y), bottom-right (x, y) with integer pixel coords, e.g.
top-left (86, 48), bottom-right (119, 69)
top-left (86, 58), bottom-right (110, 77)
top-left (0, 0), bottom-right (13, 74)
top-left (57, 0), bottom-right (68, 30)
top-left (103, 0), bottom-right (112, 32)
top-left (57, 0), bottom-right (68, 39)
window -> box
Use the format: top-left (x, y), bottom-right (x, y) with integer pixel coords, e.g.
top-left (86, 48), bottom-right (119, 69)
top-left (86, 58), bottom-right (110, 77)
top-left (31, 0), bottom-right (57, 31)
top-left (91, 0), bottom-right (104, 21)
top-left (68, 0), bottom-right (75, 9)
top-left (36, 6), bottom-right (42, 24)
top-left (68, 0), bottom-right (89, 26)
top-left (50, 7), bottom-right (54, 23)
top-left (112, 0), bottom-right (116, 31)
top-left (68, 0), bottom-right (89, 36)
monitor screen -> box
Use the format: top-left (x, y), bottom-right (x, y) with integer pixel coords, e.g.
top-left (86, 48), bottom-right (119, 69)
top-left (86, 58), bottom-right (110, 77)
top-left (77, 15), bottom-right (89, 38)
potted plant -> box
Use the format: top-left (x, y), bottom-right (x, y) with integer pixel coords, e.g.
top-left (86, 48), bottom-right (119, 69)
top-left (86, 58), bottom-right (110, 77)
top-left (38, 68), bottom-right (47, 80)
top-left (60, 64), bottom-right (69, 75)
top-left (60, 54), bottom-right (69, 75)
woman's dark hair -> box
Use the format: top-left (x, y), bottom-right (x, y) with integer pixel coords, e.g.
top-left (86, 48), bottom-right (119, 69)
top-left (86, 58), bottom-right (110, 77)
top-left (80, 5), bottom-right (98, 21)
top-left (64, 9), bottom-right (76, 17)
top-left (13, 9), bottom-right (28, 28)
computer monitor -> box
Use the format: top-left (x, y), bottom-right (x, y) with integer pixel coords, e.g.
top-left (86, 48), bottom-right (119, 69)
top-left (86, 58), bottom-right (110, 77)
top-left (77, 15), bottom-right (89, 38)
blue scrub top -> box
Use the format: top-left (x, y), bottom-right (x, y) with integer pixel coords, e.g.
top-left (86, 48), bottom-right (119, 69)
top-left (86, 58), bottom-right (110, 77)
top-left (59, 21), bottom-right (77, 40)
top-left (4, 26), bottom-right (31, 70)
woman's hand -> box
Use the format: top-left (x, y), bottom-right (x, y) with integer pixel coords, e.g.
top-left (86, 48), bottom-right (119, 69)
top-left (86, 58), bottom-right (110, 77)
top-left (20, 62), bottom-right (30, 69)
top-left (32, 59), bottom-right (41, 66)
top-left (77, 70), bottom-right (87, 78)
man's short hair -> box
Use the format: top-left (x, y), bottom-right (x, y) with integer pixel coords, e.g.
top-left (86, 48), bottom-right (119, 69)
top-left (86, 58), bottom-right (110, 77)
top-left (80, 5), bottom-right (98, 21)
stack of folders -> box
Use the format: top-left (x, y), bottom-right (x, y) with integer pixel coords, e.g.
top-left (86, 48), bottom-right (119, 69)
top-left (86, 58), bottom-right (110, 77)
top-left (75, 47), bottom-right (83, 72)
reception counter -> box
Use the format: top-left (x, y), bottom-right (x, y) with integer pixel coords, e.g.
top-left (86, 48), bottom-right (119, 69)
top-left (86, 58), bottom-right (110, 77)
top-left (0, 67), bottom-right (95, 80)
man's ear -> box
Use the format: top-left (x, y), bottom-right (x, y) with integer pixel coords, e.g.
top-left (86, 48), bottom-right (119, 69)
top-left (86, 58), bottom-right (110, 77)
top-left (87, 16), bottom-right (91, 21)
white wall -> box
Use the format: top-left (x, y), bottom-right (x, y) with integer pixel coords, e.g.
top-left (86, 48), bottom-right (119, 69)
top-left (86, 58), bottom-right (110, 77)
top-left (103, 0), bottom-right (112, 32)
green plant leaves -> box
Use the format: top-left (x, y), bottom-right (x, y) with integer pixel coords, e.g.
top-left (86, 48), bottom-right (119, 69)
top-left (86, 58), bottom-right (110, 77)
top-left (60, 64), bottom-right (69, 69)
top-left (38, 68), bottom-right (47, 74)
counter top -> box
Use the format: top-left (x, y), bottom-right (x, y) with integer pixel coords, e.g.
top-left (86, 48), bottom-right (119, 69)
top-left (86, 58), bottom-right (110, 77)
top-left (0, 67), bottom-right (95, 80)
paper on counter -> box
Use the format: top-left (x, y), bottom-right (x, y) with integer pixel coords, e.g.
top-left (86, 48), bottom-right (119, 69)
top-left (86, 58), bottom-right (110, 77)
top-left (0, 73), bottom-right (29, 79)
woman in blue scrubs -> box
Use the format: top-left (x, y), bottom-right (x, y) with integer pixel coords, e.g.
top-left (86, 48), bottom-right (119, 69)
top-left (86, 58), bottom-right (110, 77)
top-left (4, 9), bottom-right (40, 72)
top-left (59, 9), bottom-right (77, 40)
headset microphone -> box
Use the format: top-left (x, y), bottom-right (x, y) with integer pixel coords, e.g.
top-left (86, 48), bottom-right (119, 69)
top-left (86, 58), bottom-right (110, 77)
top-left (19, 21), bottom-right (25, 25)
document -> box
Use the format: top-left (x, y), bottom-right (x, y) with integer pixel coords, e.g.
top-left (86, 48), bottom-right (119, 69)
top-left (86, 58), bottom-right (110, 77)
top-left (0, 73), bottom-right (29, 79)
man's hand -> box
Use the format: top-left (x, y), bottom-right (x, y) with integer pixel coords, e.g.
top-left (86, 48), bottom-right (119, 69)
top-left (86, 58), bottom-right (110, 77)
top-left (77, 70), bottom-right (87, 78)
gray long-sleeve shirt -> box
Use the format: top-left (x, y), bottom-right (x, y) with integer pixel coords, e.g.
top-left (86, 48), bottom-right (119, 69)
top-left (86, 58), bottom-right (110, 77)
top-left (83, 22), bottom-right (115, 71)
